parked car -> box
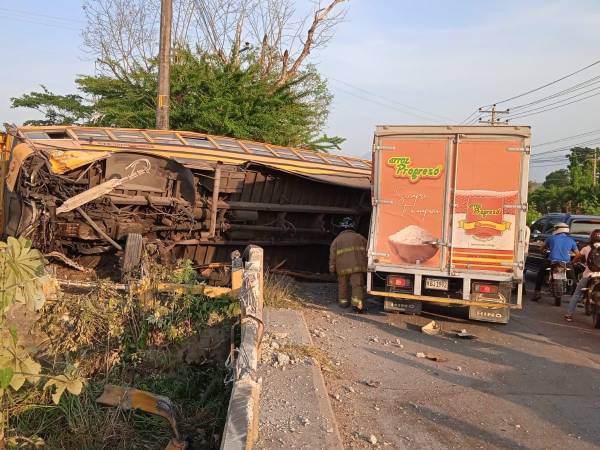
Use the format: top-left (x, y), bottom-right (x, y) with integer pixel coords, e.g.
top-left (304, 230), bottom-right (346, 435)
top-left (525, 213), bottom-right (600, 279)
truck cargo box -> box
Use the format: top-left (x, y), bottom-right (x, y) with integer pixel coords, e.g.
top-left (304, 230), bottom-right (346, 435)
top-left (368, 125), bottom-right (531, 322)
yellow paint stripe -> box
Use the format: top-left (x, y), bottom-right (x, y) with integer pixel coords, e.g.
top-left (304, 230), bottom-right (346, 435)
top-left (368, 289), bottom-right (519, 309)
top-left (452, 256), bottom-right (514, 263)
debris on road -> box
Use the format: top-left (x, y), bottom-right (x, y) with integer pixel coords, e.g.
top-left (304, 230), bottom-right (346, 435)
top-left (416, 352), bottom-right (448, 362)
top-left (421, 320), bottom-right (442, 335)
top-left (97, 384), bottom-right (186, 450)
top-left (368, 434), bottom-right (378, 445)
top-left (362, 380), bottom-right (381, 388)
top-left (454, 329), bottom-right (478, 339)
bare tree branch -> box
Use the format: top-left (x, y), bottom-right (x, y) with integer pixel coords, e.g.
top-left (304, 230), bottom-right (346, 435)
top-left (82, 0), bottom-right (348, 82)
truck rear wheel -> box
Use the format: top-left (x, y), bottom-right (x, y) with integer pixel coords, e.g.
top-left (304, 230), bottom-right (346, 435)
top-left (122, 233), bottom-right (143, 278)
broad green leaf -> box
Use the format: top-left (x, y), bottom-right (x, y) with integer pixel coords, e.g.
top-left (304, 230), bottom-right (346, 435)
top-left (0, 237), bottom-right (46, 312)
top-left (0, 367), bottom-right (13, 389)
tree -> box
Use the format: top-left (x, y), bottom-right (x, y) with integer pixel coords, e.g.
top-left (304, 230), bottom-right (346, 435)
top-left (542, 169), bottom-right (569, 188)
top-left (12, 1), bottom-right (348, 150)
top-left (81, 0), bottom-right (348, 85)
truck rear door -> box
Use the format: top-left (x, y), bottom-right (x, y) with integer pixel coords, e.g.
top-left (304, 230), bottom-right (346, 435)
top-left (371, 136), bottom-right (453, 272)
top-left (448, 137), bottom-right (526, 278)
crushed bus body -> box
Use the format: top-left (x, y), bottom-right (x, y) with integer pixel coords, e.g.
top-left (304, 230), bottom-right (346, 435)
top-left (367, 125), bottom-right (531, 323)
top-left (0, 125), bottom-right (371, 277)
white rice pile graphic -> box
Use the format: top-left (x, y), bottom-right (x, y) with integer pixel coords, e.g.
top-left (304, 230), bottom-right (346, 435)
top-left (388, 225), bottom-right (438, 264)
top-left (389, 225), bottom-right (434, 245)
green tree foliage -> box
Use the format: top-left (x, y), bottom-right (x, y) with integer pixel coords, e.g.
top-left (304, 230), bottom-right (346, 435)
top-left (11, 49), bottom-right (341, 150)
top-left (529, 147), bottom-right (600, 216)
top-left (542, 169), bottom-right (569, 188)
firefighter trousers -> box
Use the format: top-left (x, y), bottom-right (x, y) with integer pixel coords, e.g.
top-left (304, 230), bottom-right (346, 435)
top-left (338, 272), bottom-right (365, 310)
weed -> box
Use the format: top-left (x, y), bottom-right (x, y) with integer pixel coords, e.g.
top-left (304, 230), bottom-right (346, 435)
top-left (6, 259), bottom-right (238, 449)
top-left (263, 272), bottom-right (300, 309)
top-left (279, 343), bottom-right (335, 373)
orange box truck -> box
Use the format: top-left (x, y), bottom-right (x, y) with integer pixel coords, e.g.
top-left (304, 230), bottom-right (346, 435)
top-left (367, 125), bottom-right (531, 323)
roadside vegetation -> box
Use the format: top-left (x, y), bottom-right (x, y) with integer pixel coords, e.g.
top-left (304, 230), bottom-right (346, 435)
top-left (263, 272), bottom-right (300, 310)
top-left (2, 253), bottom-right (239, 449)
top-left (529, 146), bottom-right (600, 220)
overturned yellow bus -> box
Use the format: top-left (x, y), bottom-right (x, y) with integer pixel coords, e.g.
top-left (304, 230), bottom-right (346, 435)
top-left (0, 126), bottom-right (371, 276)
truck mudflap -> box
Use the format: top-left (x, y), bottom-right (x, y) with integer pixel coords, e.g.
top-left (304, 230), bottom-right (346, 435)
top-left (468, 304), bottom-right (510, 324)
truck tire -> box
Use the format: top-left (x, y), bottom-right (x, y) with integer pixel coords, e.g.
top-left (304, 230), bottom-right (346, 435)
top-left (122, 233), bottom-right (143, 277)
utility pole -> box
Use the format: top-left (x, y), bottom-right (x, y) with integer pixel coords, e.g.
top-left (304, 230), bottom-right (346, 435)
top-left (478, 104), bottom-right (510, 125)
top-left (156, 0), bottom-right (172, 130)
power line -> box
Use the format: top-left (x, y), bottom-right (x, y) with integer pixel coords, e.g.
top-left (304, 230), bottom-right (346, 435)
top-left (0, 7), bottom-right (85, 24)
top-left (0, 12), bottom-right (81, 32)
top-left (485, 58), bottom-right (600, 106)
top-left (330, 77), bottom-right (454, 123)
top-left (505, 90), bottom-right (600, 121)
top-left (505, 85), bottom-right (600, 118)
top-left (533, 128), bottom-right (600, 148)
top-left (333, 86), bottom-right (447, 123)
top-left (508, 75), bottom-right (600, 111)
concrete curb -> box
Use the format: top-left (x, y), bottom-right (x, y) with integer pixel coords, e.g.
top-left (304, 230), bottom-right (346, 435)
top-left (300, 310), bottom-right (345, 450)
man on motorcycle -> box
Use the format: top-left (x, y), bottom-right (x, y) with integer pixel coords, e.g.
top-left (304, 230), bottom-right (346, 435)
top-left (531, 222), bottom-right (580, 302)
top-left (564, 229), bottom-right (600, 321)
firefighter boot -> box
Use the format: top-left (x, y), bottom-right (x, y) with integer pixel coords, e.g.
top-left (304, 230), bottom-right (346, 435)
top-left (351, 296), bottom-right (364, 313)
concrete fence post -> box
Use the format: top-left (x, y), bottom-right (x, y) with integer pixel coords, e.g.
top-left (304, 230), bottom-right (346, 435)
top-left (221, 245), bottom-right (264, 450)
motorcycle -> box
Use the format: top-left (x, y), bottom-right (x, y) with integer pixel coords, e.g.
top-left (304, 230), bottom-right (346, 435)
top-left (546, 260), bottom-right (572, 306)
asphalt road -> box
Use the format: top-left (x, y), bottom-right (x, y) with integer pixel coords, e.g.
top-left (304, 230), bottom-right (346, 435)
top-left (300, 282), bottom-right (600, 450)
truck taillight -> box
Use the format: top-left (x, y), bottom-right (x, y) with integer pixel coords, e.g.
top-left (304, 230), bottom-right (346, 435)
top-left (473, 283), bottom-right (499, 294)
top-left (387, 275), bottom-right (412, 288)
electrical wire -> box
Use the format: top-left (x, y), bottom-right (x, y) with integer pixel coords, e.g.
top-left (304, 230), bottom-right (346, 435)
top-left (333, 86), bottom-right (444, 123)
top-left (330, 78), bottom-right (453, 123)
top-left (484, 58), bottom-right (600, 106)
top-left (507, 75), bottom-right (600, 112)
top-left (533, 128), bottom-right (600, 148)
top-left (0, 7), bottom-right (85, 24)
top-left (505, 85), bottom-right (600, 118)
top-left (505, 90), bottom-right (600, 121)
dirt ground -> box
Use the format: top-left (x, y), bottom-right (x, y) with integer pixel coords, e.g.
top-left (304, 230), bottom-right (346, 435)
top-left (298, 281), bottom-right (600, 450)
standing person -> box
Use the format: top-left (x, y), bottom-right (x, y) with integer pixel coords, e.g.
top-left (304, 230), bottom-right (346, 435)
top-left (531, 222), bottom-right (580, 301)
top-left (329, 217), bottom-right (368, 312)
top-left (565, 229), bottom-right (600, 321)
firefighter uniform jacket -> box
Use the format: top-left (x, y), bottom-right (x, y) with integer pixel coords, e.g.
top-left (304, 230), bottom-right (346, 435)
top-left (329, 230), bottom-right (368, 275)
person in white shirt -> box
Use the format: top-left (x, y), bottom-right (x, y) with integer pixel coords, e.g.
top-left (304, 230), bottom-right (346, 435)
top-left (565, 229), bottom-right (600, 322)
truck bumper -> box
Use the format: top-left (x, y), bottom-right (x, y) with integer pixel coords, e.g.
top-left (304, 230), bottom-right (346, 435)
top-left (368, 289), bottom-right (521, 310)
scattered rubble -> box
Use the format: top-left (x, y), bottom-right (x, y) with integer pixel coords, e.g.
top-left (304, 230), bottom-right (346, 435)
top-left (421, 320), bottom-right (442, 335)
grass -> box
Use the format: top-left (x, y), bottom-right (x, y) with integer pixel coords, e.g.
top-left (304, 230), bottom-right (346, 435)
top-left (263, 272), bottom-right (301, 309)
top-left (4, 259), bottom-right (238, 450)
top-left (278, 343), bottom-right (336, 373)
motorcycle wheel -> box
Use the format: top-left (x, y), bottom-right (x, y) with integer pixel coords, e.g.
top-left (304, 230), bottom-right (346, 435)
top-left (552, 279), bottom-right (564, 306)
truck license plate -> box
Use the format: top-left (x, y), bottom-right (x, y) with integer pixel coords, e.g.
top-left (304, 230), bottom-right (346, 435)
top-left (553, 272), bottom-right (567, 280)
top-left (425, 278), bottom-right (448, 290)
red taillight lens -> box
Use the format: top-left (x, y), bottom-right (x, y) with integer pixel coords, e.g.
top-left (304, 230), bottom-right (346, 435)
top-left (387, 275), bottom-right (411, 288)
top-left (473, 283), bottom-right (499, 294)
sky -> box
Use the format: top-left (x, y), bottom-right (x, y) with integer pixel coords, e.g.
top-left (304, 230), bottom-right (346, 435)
top-left (2, 0), bottom-right (600, 181)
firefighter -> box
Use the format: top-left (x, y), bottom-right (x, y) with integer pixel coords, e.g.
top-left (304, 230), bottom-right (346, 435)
top-left (329, 217), bottom-right (368, 312)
